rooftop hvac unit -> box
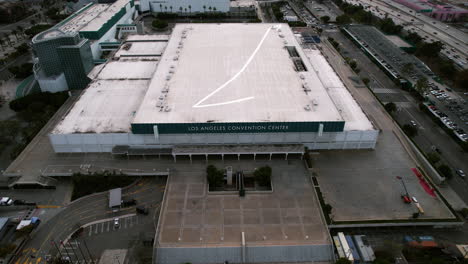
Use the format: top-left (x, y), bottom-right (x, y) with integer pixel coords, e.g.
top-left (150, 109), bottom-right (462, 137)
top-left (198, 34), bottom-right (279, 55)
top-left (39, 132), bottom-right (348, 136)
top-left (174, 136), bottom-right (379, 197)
top-left (304, 105), bottom-right (311, 111)
top-left (156, 101), bottom-right (162, 107)
top-left (312, 99), bottom-right (318, 106)
top-left (279, 34), bottom-right (284, 38)
top-left (173, 56), bottom-right (179, 61)
top-left (299, 74), bottom-right (305, 79)
top-left (166, 75), bottom-right (171, 80)
top-left (164, 106), bottom-right (171, 112)
top-left (283, 40), bottom-right (288, 45)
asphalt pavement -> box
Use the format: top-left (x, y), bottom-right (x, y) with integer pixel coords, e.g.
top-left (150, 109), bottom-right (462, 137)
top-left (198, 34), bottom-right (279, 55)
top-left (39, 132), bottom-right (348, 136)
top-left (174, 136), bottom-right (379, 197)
top-left (12, 177), bottom-right (166, 264)
top-left (325, 30), bottom-right (468, 204)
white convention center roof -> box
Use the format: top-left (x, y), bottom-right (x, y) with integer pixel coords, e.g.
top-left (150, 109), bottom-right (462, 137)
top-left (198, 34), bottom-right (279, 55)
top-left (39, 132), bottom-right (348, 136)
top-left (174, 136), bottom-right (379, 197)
top-left (133, 23), bottom-right (345, 125)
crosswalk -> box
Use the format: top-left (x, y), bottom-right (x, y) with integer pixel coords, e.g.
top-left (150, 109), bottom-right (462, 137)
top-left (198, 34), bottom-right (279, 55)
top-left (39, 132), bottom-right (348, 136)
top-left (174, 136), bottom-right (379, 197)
top-left (85, 215), bottom-right (139, 237)
top-left (56, 241), bottom-right (98, 264)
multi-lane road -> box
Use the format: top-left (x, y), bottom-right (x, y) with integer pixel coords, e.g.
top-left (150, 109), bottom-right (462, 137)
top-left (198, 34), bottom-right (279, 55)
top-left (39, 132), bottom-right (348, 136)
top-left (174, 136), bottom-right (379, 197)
top-left (324, 30), bottom-right (468, 204)
top-left (12, 177), bottom-right (166, 264)
top-left (344, 0), bottom-right (468, 69)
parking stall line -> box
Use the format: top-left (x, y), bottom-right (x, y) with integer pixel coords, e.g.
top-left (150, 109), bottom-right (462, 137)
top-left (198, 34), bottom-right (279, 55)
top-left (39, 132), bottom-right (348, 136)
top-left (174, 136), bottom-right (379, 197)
top-left (101, 222), bottom-right (104, 233)
top-left (124, 218), bottom-right (128, 229)
top-left (88, 226), bottom-right (92, 237)
top-left (94, 224), bottom-right (98, 234)
top-left (107, 221), bottom-right (110, 232)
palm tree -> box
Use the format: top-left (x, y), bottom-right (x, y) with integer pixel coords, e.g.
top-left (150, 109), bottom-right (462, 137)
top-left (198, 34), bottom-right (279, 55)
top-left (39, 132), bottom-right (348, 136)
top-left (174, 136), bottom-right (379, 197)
top-left (159, 3), bottom-right (162, 12)
top-left (203, 5), bottom-right (206, 13)
top-left (170, 6), bottom-right (173, 13)
top-left (208, 6), bottom-right (212, 13)
top-left (213, 7), bottom-right (217, 12)
top-left (179, 6), bottom-right (182, 15)
top-left (164, 6), bottom-right (167, 12)
top-left (188, 5), bottom-right (191, 15)
top-left (184, 7), bottom-right (187, 15)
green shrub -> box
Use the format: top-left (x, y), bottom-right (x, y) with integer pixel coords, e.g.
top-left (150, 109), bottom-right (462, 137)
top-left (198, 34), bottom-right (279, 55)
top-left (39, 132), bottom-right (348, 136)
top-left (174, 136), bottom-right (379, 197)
top-left (24, 24), bottom-right (53, 36)
top-left (8, 63), bottom-right (33, 79)
top-left (437, 164), bottom-right (452, 179)
top-left (152, 19), bottom-right (168, 29)
top-left (206, 165), bottom-right (223, 187)
top-left (71, 171), bottom-right (135, 200)
top-left (253, 166), bottom-right (272, 187)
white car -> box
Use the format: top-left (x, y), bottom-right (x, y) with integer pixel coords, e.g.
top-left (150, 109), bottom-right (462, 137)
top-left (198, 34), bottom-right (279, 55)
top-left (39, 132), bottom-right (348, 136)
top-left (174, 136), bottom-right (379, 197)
top-left (114, 218), bottom-right (120, 228)
top-left (0, 197), bottom-right (13, 206)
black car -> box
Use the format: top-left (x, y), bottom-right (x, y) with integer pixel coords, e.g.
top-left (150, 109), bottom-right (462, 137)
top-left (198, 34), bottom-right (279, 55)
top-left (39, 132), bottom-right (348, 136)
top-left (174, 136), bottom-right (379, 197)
top-left (122, 198), bottom-right (136, 207)
top-left (136, 206), bottom-right (148, 215)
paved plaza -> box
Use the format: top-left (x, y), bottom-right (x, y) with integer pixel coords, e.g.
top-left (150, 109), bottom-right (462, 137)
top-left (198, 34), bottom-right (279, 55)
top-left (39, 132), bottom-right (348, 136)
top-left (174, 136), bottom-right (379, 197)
top-left (158, 160), bottom-right (330, 247)
top-left (313, 132), bottom-right (455, 222)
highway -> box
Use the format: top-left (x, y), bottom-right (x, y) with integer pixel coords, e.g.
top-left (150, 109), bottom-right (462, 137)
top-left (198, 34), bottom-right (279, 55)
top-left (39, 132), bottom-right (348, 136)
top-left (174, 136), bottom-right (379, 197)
top-left (344, 0), bottom-right (468, 69)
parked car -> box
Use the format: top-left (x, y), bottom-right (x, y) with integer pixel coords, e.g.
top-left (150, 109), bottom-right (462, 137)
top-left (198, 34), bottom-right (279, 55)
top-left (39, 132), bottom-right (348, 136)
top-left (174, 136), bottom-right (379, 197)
top-left (456, 170), bottom-right (465, 178)
top-left (122, 198), bottom-right (137, 207)
top-left (0, 197), bottom-right (13, 206)
top-left (136, 206), bottom-right (149, 215)
top-left (114, 218), bottom-right (120, 228)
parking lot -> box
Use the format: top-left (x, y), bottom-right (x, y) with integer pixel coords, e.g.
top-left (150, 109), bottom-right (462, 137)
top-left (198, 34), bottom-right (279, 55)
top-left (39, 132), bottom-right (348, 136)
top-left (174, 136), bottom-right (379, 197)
top-left (312, 132), bottom-right (455, 222)
top-left (345, 25), bottom-right (468, 141)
